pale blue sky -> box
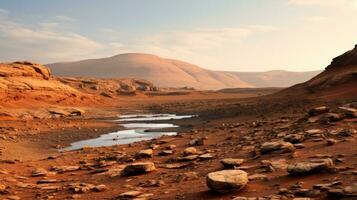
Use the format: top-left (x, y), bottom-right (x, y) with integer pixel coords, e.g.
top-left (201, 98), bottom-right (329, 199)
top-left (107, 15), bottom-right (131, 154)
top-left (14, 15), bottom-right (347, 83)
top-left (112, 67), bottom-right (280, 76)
top-left (0, 0), bottom-right (356, 71)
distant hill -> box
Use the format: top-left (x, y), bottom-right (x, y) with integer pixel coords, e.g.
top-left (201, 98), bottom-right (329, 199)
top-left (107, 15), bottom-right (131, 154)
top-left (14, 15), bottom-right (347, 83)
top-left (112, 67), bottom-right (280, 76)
top-left (221, 70), bottom-right (321, 88)
top-left (48, 54), bottom-right (253, 90)
top-left (47, 53), bottom-right (319, 90)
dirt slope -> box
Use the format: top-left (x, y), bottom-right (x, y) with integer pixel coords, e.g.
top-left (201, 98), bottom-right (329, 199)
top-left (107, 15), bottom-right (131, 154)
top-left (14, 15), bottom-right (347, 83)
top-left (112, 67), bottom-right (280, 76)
top-left (277, 45), bottom-right (357, 100)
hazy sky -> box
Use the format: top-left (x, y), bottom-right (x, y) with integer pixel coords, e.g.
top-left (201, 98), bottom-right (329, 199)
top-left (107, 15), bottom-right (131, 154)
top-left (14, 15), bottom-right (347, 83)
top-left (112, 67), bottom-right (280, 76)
top-left (0, 0), bottom-right (356, 71)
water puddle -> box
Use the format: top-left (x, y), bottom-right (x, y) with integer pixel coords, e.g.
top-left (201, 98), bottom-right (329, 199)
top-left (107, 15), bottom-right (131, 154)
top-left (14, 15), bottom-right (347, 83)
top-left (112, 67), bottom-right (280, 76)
top-left (62, 114), bottom-right (195, 151)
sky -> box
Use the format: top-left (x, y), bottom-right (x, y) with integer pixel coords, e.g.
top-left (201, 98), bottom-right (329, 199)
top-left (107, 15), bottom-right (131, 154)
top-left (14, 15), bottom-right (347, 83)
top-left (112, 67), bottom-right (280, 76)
top-left (0, 0), bottom-right (357, 72)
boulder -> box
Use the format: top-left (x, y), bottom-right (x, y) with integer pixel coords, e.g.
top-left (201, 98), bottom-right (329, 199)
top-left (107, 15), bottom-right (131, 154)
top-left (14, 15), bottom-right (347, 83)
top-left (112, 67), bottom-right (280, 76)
top-left (287, 159), bottom-right (334, 176)
top-left (260, 141), bottom-right (295, 154)
top-left (121, 162), bottom-right (156, 176)
top-left (206, 170), bottom-right (248, 193)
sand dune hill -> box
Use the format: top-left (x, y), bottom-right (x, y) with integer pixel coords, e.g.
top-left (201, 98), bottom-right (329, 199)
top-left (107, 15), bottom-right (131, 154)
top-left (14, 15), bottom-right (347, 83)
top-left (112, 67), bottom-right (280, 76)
top-left (48, 54), bottom-right (253, 90)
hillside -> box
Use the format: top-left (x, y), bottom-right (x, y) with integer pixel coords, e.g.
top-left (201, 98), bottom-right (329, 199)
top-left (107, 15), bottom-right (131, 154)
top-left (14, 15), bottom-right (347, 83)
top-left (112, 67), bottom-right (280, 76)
top-left (48, 54), bottom-right (253, 90)
top-left (277, 45), bottom-right (357, 100)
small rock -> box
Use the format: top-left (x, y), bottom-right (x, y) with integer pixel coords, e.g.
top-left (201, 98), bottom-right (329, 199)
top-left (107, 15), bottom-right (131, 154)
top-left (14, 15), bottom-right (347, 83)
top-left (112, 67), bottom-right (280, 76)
top-left (248, 174), bottom-right (268, 181)
top-left (117, 190), bottom-right (142, 198)
top-left (0, 184), bottom-right (6, 194)
top-left (183, 147), bottom-right (197, 156)
top-left (326, 138), bottom-right (337, 145)
top-left (220, 158), bottom-right (245, 168)
top-left (93, 184), bottom-right (107, 192)
top-left (31, 168), bottom-right (48, 177)
top-left (284, 134), bottom-right (304, 144)
top-left (308, 106), bottom-right (329, 116)
top-left (199, 153), bottom-right (214, 160)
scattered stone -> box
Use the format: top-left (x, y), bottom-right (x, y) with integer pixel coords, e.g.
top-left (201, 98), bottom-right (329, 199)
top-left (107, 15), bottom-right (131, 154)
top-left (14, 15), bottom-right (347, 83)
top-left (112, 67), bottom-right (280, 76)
top-left (313, 181), bottom-right (342, 190)
top-left (158, 150), bottom-right (173, 156)
top-left (287, 159), bottom-right (334, 176)
top-left (326, 138), bottom-right (337, 145)
top-left (198, 153), bottom-right (214, 160)
top-left (177, 155), bottom-right (199, 161)
top-left (260, 141), bottom-right (295, 154)
top-left (6, 196), bottom-right (21, 200)
top-left (135, 149), bottom-right (153, 159)
top-left (328, 184), bottom-right (357, 198)
top-left (295, 188), bottom-right (320, 197)
top-left (248, 174), bottom-right (268, 181)
top-left (339, 106), bottom-right (357, 118)
top-left (183, 147), bottom-right (197, 156)
top-left (305, 129), bottom-right (324, 137)
top-left (0, 184), bottom-right (6, 194)
top-left (189, 138), bottom-right (204, 146)
top-left (37, 179), bottom-right (58, 184)
top-left (93, 184), bottom-right (107, 192)
top-left (308, 106), bottom-right (329, 116)
top-left (139, 180), bottom-right (165, 187)
top-left (284, 134), bottom-right (304, 143)
top-left (117, 190), bottom-right (142, 198)
top-left (177, 172), bottom-right (199, 181)
top-left (121, 162), bottom-right (156, 176)
top-left (31, 168), bottom-right (48, 177)
top-left (220, 158), bottom-right (245, 168)
top-left (51, 165), bottom-right (80, 173)
top-left (319, 113), bottom-right (344, 123)
top-left (206, 170), bottom-right (248, 193)
top-left (68, 183), bottom-right (94, 193)
top-left (158, 163), bottom-right (192, 169)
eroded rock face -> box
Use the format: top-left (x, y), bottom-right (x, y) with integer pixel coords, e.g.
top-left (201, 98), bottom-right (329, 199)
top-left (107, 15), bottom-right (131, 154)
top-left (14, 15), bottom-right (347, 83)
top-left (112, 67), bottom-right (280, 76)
top-left (121, 162), bottom-right (156, 176)
top-left (287, 159), bottom-right (334, 176)
top-left (0, 61), bottom-right (51, 80)
top-left (206, 170), bottom-right (248, 193)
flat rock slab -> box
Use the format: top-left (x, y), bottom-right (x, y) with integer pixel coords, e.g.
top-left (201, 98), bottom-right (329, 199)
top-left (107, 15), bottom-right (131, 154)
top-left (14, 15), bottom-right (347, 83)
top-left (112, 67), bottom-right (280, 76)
top-left (206, 170), bottom-right (248, 193)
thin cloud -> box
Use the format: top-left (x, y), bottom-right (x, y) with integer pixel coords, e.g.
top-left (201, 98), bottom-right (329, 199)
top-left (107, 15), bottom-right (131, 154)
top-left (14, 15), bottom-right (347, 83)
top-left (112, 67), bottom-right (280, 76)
top-left (301, 16), bottom-right (327, 22)
top-left (0, 8), bottom-right (8, 15)
top-left (0, 18), bottom-right (103, 63)
top-left (55, 15), bottom-right (76, 22)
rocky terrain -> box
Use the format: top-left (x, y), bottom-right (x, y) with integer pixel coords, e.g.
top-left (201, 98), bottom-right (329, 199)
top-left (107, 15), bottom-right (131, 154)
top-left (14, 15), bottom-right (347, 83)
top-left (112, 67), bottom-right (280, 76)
top-left (0, 45), bottom-right (356, 200)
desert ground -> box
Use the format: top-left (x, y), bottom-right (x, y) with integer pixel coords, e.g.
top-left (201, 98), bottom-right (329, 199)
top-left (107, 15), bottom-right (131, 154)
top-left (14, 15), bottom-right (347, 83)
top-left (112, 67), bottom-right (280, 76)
top-left (0, 46), bottom-right (356, 200)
